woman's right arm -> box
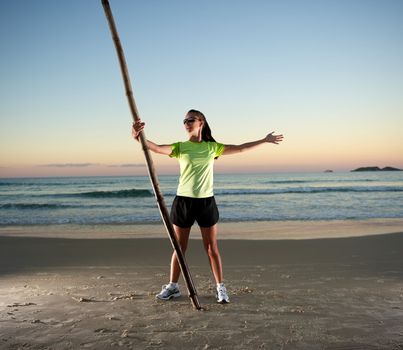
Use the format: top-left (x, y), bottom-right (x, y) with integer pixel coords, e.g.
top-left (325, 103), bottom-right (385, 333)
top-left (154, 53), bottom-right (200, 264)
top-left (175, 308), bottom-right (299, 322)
top-left (131, 121), bottom-right (172, 155)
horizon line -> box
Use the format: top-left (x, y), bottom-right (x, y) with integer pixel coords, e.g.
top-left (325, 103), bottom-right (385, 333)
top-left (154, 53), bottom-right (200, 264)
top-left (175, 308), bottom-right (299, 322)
top-left (1, 169), bottom-right (402, 180)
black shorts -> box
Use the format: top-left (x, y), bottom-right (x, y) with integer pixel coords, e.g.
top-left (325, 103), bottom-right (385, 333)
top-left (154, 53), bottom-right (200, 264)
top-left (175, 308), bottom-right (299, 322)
top-left (170, 196), bottom-right (219, 228)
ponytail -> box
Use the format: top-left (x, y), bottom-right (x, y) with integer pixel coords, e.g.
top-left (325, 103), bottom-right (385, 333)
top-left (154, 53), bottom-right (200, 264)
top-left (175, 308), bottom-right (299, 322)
top-left (201, 120), bottom-right (216, 142)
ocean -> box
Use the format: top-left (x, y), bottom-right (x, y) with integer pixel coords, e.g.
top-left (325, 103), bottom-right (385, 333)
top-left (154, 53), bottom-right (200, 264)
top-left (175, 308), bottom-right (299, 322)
top-left (0, 172), bottom-right (402, 226)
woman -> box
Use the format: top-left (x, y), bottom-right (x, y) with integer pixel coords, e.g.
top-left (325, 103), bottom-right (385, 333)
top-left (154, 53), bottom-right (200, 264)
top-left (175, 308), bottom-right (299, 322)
top-left (132, 109), bottom-right (283, 303)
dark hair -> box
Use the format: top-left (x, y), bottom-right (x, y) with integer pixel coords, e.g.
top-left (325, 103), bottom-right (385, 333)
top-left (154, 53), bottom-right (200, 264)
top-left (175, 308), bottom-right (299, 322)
top-left (186, 109), bottom-right (216, 142)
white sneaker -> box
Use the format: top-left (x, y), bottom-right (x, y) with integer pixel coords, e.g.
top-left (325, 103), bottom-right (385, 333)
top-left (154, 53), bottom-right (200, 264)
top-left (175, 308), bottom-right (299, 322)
top-left (156, 284), bottom-right (181, 300)
top-left (216, 283), bottom-right (230, 304)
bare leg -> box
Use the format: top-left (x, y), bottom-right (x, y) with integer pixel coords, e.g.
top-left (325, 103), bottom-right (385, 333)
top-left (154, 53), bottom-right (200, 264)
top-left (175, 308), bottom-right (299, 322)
top-left (169, 225), bottom-right (191, 283)
top-left (200, 224), bottom-right (223, 284)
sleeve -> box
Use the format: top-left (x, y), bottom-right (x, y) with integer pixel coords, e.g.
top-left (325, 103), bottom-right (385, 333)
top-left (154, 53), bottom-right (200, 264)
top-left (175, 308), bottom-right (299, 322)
top-left (169, 142), bottom-right (181, 158)
top-left (214, 142), bottom-right (225, 157)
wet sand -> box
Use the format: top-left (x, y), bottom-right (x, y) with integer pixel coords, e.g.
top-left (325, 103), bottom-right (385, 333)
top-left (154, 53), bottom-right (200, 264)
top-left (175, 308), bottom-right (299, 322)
top-left (1, 224), bottom-right (403, 349)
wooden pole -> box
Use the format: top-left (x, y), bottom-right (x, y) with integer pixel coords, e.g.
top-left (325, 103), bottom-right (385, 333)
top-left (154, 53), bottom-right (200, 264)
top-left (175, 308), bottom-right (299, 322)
top-left (101, 0), bottom-right (201, 310)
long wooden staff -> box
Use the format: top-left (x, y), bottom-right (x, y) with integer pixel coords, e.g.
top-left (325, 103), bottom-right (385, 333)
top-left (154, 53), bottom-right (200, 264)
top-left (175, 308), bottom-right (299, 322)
top-left (101, 0), bottom-right (201, 310)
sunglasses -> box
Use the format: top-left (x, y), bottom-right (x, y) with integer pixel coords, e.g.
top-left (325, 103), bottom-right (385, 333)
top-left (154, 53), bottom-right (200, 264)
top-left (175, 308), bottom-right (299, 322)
top-left (183, 118), bottom-right (197, 125)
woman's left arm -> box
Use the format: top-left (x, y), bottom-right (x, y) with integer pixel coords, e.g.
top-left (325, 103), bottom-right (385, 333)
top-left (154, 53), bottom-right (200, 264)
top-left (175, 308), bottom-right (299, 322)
top-left (222, 132), bottom-right (284, 156)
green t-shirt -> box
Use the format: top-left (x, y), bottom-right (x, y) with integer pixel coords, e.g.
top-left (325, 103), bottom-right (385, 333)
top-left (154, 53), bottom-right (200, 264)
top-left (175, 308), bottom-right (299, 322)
top-left (170, 141), bottom-right (225, 198)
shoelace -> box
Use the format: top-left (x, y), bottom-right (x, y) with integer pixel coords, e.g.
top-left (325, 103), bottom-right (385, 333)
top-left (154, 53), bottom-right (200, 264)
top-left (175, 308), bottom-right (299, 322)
top-left (217, 286), bottom-right (227, 295)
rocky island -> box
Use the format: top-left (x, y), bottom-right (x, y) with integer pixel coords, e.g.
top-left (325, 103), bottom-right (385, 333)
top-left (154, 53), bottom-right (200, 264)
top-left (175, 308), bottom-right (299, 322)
top-left (351, 166), bottom-right (402, 172)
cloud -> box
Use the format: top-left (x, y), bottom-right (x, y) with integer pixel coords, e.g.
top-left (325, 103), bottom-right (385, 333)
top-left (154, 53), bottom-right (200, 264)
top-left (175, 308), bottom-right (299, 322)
top-left (37, 163), bottom-right (99, 168)
top-left (37, 163), bottom-right (146, 168)
top-left (107, 163), bottom-right (146, 168)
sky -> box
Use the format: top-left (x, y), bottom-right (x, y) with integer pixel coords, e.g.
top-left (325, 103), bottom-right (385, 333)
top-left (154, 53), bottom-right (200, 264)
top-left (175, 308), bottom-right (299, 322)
top-left (0, 0), bottom-right (402, 177)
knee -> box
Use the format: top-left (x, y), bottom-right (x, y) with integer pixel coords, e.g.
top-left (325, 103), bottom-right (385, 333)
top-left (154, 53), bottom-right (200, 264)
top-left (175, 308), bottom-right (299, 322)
top-left (180, 240), bottom-right (188, 251)
top-left (173, 241), bottom-right (188, 255)
top-left (205, 243), bottom-right (219, 258)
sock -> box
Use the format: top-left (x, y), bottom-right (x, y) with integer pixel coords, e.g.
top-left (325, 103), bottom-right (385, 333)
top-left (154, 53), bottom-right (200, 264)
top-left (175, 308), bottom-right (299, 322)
top-left (217, 282), bottom-right (225, 289)
top-left (168, 282), bottom-right (178, 289)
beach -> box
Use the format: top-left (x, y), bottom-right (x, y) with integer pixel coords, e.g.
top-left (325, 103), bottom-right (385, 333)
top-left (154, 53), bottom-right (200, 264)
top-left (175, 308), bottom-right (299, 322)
top-left (1, 221), bottom-right (403, 349)
top-left (2, 0), bottom-right (403, 347)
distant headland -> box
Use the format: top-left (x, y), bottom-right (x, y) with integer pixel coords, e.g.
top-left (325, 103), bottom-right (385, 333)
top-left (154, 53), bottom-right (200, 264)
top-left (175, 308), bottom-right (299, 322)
top-left (351, 166), bottom-right (402, 172)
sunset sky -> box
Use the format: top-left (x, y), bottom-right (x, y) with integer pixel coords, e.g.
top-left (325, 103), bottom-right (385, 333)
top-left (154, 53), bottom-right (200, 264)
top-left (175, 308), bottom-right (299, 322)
top-left (1, 0), bottom-right (402, 177)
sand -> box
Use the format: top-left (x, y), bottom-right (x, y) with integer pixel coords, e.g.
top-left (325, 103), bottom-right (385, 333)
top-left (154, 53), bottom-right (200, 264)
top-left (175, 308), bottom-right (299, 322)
top-left (2, 218), bottom-right (403, 239)
top-left (1, 221), bottom-right (403, 349)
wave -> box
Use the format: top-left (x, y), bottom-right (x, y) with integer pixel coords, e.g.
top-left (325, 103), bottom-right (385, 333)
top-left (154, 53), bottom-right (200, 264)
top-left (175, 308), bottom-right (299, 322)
top-left (0, 203), bottom-right (78, 210)
top-left (75, 189), bottom-right (153, 198)
top-left (0, 188), bottom-right (156, 199)
top-left (0, 180), bottom-right (120, 187)
top-left (262, 180), bottom-right (310, 184)
top-left (2, 214), bottom-right (403, 226)
top-left (261, 179), bottom-right (378, 185)
top-left (216, 186), bottom-right (403, 195)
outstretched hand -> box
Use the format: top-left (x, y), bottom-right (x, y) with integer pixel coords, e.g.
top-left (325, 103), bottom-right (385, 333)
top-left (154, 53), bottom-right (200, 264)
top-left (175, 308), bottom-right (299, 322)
top-left (265, 132), bottom-right (284, 144)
